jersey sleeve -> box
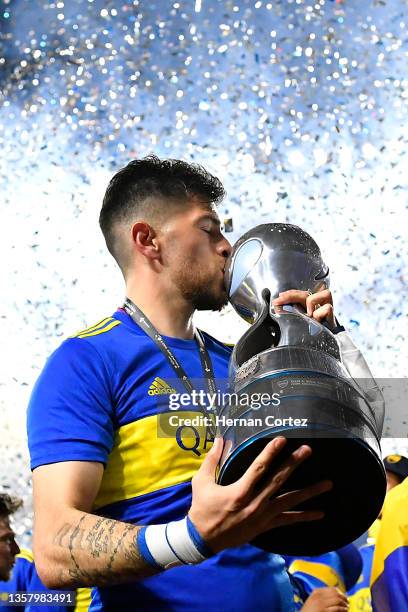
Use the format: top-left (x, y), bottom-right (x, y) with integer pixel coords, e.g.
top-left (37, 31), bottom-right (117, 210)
top-left (27, 338), bottom-right (114, 470)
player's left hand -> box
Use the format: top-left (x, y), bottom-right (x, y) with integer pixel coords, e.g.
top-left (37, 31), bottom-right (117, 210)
top-left (272, 288), bottom-right (336, 330)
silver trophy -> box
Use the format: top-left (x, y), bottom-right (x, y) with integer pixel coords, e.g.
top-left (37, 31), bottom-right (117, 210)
top-left (217, 223), bottom-right (385, 555)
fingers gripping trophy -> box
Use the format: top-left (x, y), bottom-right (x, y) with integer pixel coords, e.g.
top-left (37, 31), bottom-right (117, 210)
top-left (218, 223), bottom-right (386, 556)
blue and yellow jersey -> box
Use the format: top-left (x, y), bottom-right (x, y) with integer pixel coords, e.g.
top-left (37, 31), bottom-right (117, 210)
top-left (27, 308), bottom-right (296, 611)
top-left (370, 478), bottom-right (408, 612)
top-left (347, 520), bottom-right (381, 612)
top-left (0, 549), bottom-right (91, 611)
top-left (0, 550), bottom-right (35, 604)
top-left (74, 588), bottom-right (91, 612)
top-left (285, 544), bottom-right (362, 609)
top-left (348, 543), bottom-right (374, 612)
top-left (285, 552), bottom-right (347, 596)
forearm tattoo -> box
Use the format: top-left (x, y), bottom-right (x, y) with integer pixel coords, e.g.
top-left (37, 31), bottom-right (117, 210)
top-left (53, 514), bottom-right (152, 587)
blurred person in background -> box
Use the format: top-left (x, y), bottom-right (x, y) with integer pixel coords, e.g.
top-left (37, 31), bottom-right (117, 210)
top-left (286, 454), bottom-right (408, 611)
top-left (286, 543), bottom-right (361, 604)
top-left (0, 492), bottom-right (91, 611)
top-left (0, 494), bottom-right (22, 583)
top-left (370, 454), bottom-right (408, 612)
top-left (348, 454), bottom-right (408, 611)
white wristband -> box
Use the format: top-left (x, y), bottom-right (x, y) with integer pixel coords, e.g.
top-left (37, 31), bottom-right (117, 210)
top-left (138, 516), bottom-right (213, 570)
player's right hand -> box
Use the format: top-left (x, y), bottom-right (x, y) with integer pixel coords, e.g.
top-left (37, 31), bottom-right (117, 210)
top-left (188, 436), bottom-right (332, 553)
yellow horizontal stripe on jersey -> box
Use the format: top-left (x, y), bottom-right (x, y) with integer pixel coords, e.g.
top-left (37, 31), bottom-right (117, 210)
top-left (93, 411), bottom-right (214, 509)
top-left (69, 317), bottom-right (113, 338)
top-left (16, 548), bottom-right (34, 563)
top-left (78, 320), bottom-right (121, 338)
top-left (289, 559), bottom-right (345, 593)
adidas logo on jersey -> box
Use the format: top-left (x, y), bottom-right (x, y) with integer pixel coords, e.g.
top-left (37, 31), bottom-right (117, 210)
top-left (148, 377), bottom-right (177, 396)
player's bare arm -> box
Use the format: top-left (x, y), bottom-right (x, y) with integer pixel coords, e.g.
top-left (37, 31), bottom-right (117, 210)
top-left (33, 437), bottom-right (330, 588)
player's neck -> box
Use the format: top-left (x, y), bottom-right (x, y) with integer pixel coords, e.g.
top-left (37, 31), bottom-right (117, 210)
top-left (125, 280), bottom-right (195, 340)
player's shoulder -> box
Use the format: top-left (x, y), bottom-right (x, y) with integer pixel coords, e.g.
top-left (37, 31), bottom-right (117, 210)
top-left (68, 315), bottom-right (122, 341)
top-left (16, 549), bottom-right (34, 564)
top-left (12, 549), bottom-right (35, 582)
top-left (41, 315), bottom-right (124, 372)
top-left (60, 314), bottom-right (127, 356)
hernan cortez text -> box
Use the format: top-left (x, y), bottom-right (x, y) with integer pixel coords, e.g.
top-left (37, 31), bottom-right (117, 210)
top-left (167, 415), bottom-right (309, 428)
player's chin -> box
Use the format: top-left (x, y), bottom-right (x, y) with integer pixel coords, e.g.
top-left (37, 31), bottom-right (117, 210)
top-left (194, 287), bottom-right (228, 311)
top-left (211, 289), bottom-right (229, 311)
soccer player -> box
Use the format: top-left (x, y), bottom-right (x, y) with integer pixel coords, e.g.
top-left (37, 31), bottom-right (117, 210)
top-left (0, 494), bottom-right (21, 583)
top-left (348, 454), bottom-right (408, 611)
top-left (369, 455), bottom-right (408, 611)
top-left (0, 493), bottom-right (90, 611)
top-left (27, 156), bottom-right (363, 611)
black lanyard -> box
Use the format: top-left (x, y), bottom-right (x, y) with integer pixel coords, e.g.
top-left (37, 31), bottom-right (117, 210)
top-left (123, 297), bottom-right (217, 436)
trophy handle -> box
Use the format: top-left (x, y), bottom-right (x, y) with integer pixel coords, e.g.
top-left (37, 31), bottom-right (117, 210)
top-left (233, 289), bottom-right (280, 367)
top-left (231, 289), bottom-right (342, 373)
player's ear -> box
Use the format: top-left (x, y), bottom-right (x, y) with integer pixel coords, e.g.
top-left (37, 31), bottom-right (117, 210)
top-left (131, 222), bottom-right (161, 261)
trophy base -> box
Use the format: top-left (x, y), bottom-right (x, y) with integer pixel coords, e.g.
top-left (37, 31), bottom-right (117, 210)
top-left (217, 430), bottom-right (386, 556)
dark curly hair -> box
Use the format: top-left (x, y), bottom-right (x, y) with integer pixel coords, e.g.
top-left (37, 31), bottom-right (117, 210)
top-left (99, 155), bottom-right (225, 275)
top-left (0, 493), bottom-right (23, 519)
